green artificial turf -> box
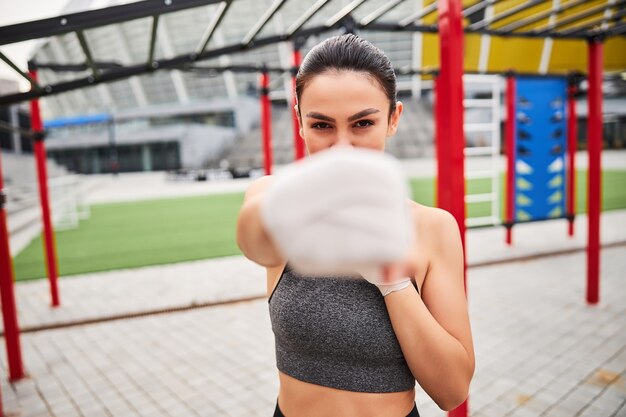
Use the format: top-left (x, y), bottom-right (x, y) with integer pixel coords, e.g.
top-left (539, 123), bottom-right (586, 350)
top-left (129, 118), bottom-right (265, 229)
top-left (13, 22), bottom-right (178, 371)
top-left (12, 169), bottom-right (626, 281)
top-left (13, 193), bottom-right (244, 281)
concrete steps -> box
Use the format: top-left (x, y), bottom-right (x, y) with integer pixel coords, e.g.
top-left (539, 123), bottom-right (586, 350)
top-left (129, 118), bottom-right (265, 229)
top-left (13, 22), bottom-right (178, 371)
top-left (1, 152), bottom-right (99, 256)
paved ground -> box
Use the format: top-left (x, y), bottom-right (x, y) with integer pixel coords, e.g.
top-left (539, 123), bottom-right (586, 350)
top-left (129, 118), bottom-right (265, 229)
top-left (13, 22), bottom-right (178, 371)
top-left (1, 245), bottom-right (624, 417)
top-left (1, 150), bottom-right (624, 416)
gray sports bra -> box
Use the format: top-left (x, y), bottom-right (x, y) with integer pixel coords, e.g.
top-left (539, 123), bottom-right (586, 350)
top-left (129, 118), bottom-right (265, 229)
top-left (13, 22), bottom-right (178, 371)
top-left (268, 264), bottom-right (417, 393)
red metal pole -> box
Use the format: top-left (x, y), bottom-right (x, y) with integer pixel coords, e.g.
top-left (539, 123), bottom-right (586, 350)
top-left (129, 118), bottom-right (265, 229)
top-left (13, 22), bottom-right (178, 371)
top-left (437, 0), bottom-right (466, 249)
top-left (29, 69), bottom-right (60, 307)
top-left (438, 1), bottom-right (468, 415)
top-left (586, 40), bottom-right (603, 305)
top-left (0, 151), bottom-right (25, 381)
top-left (291, 47), bottom-right (305, 161)
top-left (567, 79), bottom-right (578, 237)
top-left (505, 74), bottom-right (516, 245)
top-left (260, 70), bottom-right (273, 175)
top-left (435, 75), bottom-right (444, 209)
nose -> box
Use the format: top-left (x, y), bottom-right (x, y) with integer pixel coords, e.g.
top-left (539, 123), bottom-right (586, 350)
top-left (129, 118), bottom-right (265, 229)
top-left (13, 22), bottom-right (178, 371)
top-left (334, 134), bottom-right (353, 148)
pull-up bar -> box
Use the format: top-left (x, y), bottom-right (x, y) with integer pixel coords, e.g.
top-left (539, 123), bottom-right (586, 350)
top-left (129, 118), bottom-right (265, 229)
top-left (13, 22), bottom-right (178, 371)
top-left (0, 0), bottom-right (225, 47)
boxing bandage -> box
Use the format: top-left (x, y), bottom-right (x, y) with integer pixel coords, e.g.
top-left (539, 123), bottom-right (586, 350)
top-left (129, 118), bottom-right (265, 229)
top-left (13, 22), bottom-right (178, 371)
top-left (356, 266), bottom-right (413, 297)
top-left (261, 147), bottom-right (415, 295)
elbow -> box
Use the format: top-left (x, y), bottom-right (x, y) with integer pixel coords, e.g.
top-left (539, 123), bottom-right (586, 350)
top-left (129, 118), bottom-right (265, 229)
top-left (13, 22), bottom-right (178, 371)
top-left (436, 388), bottom-right (469, 412)
top-left (434, 369), bottom-right (473, 411)
top-left (437, 395), bottom-right (467, 411)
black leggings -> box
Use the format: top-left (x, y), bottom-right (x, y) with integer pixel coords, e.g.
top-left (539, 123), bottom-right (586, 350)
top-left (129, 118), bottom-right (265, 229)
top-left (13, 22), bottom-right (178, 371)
top-left (273, 400), bottom-right (420, 417)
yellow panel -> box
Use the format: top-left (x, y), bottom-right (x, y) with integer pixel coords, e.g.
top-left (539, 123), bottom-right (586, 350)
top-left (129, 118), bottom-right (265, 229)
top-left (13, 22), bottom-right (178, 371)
top-left (422, 33), bottom-right (440, 70)
top-left (549, 37), bottom-right (626, 74)
top-left (542, 0), bottom-right (605, 32)
top-left (550, 37), bottom-right (626, 72)
top-left (422, 0), bottom-right (625, 75)
top-left (549, 39), bottom-right (587, 73)
top-left (493, 0), bottom-right (526, 14)
top-left (516, 14), bottom-right (551, 32)
top-left (495, 0), bottom-right (605, 32)
top-left (487, 37), bottom-right (545, 73)
top-left (558, 12), bottom-right (610, 33)
top-left (492, 1), bottom-right (550, 29)
top-left (463, 34), bottom-right (481, 72)
top-left (421, 0), bottom-right (438, 25)
top-left (560, 0), bottom-right (606, 17)
top-left (604, 37), bottom-right (626, 72)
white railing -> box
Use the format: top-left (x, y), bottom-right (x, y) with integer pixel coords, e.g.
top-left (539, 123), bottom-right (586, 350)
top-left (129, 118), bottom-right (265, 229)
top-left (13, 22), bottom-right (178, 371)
top-left (463, 74), bottom-right (502, 228)
top-left (5, 175), bottom-right (90, 231)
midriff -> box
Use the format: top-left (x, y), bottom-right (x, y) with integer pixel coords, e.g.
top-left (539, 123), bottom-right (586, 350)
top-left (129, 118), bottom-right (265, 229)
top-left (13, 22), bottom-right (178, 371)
top-left (277, 371), bottom-right (416, 417)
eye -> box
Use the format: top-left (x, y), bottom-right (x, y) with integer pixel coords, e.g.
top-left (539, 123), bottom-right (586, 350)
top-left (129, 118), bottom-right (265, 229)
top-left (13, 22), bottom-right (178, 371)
top-left (311, 122), bottom-right (332, 129)
top-left (354, 119), bottom-right (374, 128)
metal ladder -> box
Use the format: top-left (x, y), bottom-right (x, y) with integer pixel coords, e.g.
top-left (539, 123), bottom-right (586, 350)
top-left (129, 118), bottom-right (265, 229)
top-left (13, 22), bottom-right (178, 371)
top-left (463, 74), bottom-right (502, 228)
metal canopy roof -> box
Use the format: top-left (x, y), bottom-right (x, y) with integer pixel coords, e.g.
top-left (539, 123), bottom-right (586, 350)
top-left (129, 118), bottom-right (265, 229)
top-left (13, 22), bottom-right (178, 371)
top-left (0, 0), bottom-right (624, 106)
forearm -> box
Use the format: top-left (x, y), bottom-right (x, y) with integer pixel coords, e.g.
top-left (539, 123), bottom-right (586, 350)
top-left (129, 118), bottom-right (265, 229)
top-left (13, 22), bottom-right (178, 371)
top-left (385, 285), bottom-right (473, 410)
top-left (236, 195), bottom-right (283, 267)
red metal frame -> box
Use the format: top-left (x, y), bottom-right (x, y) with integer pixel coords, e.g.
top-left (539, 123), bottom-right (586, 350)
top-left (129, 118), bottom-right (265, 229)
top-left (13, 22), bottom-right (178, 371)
top-left (435, 76), bottom-right (443, 207)
top-left (0, 152), bottom-right (25, 381)
top-left (586, 40), bottom-right (603, 305)
top-left (291, 47), bottom-right (305, 161)
top-left (505, 74), bottom-right (516, 245)
top-left (567, 81), bottom-right (578, 237)
top-left (437, 0), bottom-right (467, 250)
top-left (437, 1), bottom-right (468, 415)
top-left (260, 71), bottom-right (273, 175)
top-left (29, 69), bottom-right (61, 307)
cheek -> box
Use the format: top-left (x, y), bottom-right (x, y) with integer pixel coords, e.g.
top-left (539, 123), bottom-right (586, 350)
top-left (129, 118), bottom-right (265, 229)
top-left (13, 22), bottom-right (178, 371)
top-left (354, 124), bottom-right (389, 146)
top-left (301, 128), bottom-right (330, 152)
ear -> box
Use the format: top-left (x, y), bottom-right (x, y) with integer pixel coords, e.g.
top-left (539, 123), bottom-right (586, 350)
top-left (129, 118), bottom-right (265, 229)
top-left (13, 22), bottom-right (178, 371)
top-left (295, 104), bottom-right (304, 137)
top-left (386, 101), bottom-right (403, 137)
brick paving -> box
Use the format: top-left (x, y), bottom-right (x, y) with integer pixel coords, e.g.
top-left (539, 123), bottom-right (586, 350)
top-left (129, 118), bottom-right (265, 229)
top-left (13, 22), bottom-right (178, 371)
top-left (8, 256), bottom-right (266, 332)
top-left (1, 245), bottom-right (624, 416)
top-left (465, 247), bottom-right (626, 417)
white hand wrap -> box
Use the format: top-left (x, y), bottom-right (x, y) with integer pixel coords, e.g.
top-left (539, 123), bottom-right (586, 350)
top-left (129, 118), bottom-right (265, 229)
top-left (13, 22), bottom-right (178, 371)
top-left (260, 148), bottom-right (414, 279)
top-left (356, 266), bottom-right (413, 297)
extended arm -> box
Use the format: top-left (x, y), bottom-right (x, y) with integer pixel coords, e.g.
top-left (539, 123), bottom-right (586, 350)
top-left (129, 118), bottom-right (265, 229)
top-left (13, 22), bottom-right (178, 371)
top-left (236, 176), bottom-right (284, 267)
top-left (384, 208), bottom-right (475, 411)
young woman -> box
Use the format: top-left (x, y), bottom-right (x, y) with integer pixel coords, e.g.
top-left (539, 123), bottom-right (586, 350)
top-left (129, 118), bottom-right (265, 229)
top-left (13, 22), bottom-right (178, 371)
top-left (236, 34), bottom-right (474, 417)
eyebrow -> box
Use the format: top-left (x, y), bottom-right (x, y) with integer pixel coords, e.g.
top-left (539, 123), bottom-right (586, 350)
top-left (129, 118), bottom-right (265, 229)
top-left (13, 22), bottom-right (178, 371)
top-left (305, 108), bottom-right (381, 122)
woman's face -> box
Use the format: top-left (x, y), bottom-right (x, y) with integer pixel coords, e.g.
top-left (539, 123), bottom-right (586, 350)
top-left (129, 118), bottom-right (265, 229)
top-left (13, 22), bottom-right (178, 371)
top-left (297, 71), bottom-right (403, 155)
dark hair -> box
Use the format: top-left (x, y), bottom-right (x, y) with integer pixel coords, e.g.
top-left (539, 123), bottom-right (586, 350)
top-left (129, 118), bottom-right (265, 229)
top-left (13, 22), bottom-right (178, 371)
top-left (295, 34), bottom-right (397, 116)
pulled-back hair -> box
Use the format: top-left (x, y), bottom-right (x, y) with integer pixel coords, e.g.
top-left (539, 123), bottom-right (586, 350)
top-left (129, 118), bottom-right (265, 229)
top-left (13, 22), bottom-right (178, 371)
top-left (295, 34), bottom-right (397, 116)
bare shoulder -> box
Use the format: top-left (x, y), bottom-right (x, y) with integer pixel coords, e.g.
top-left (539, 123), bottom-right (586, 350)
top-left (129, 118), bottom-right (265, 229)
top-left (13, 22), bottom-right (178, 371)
top-left (409, 201), bottom-right (461, 241)
top-left (243, 175), bottom-right (275, 201)
top-left (408, 202), bottom-right (465, 308)
top-left (408, 200), bottom-right (463, 273)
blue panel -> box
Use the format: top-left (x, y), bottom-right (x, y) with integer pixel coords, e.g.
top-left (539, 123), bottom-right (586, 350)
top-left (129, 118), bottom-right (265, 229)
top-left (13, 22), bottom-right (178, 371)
top-left (514, 77), bottom-right (567, 222)
top-left (44, 113), bottom-right (111, 128)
